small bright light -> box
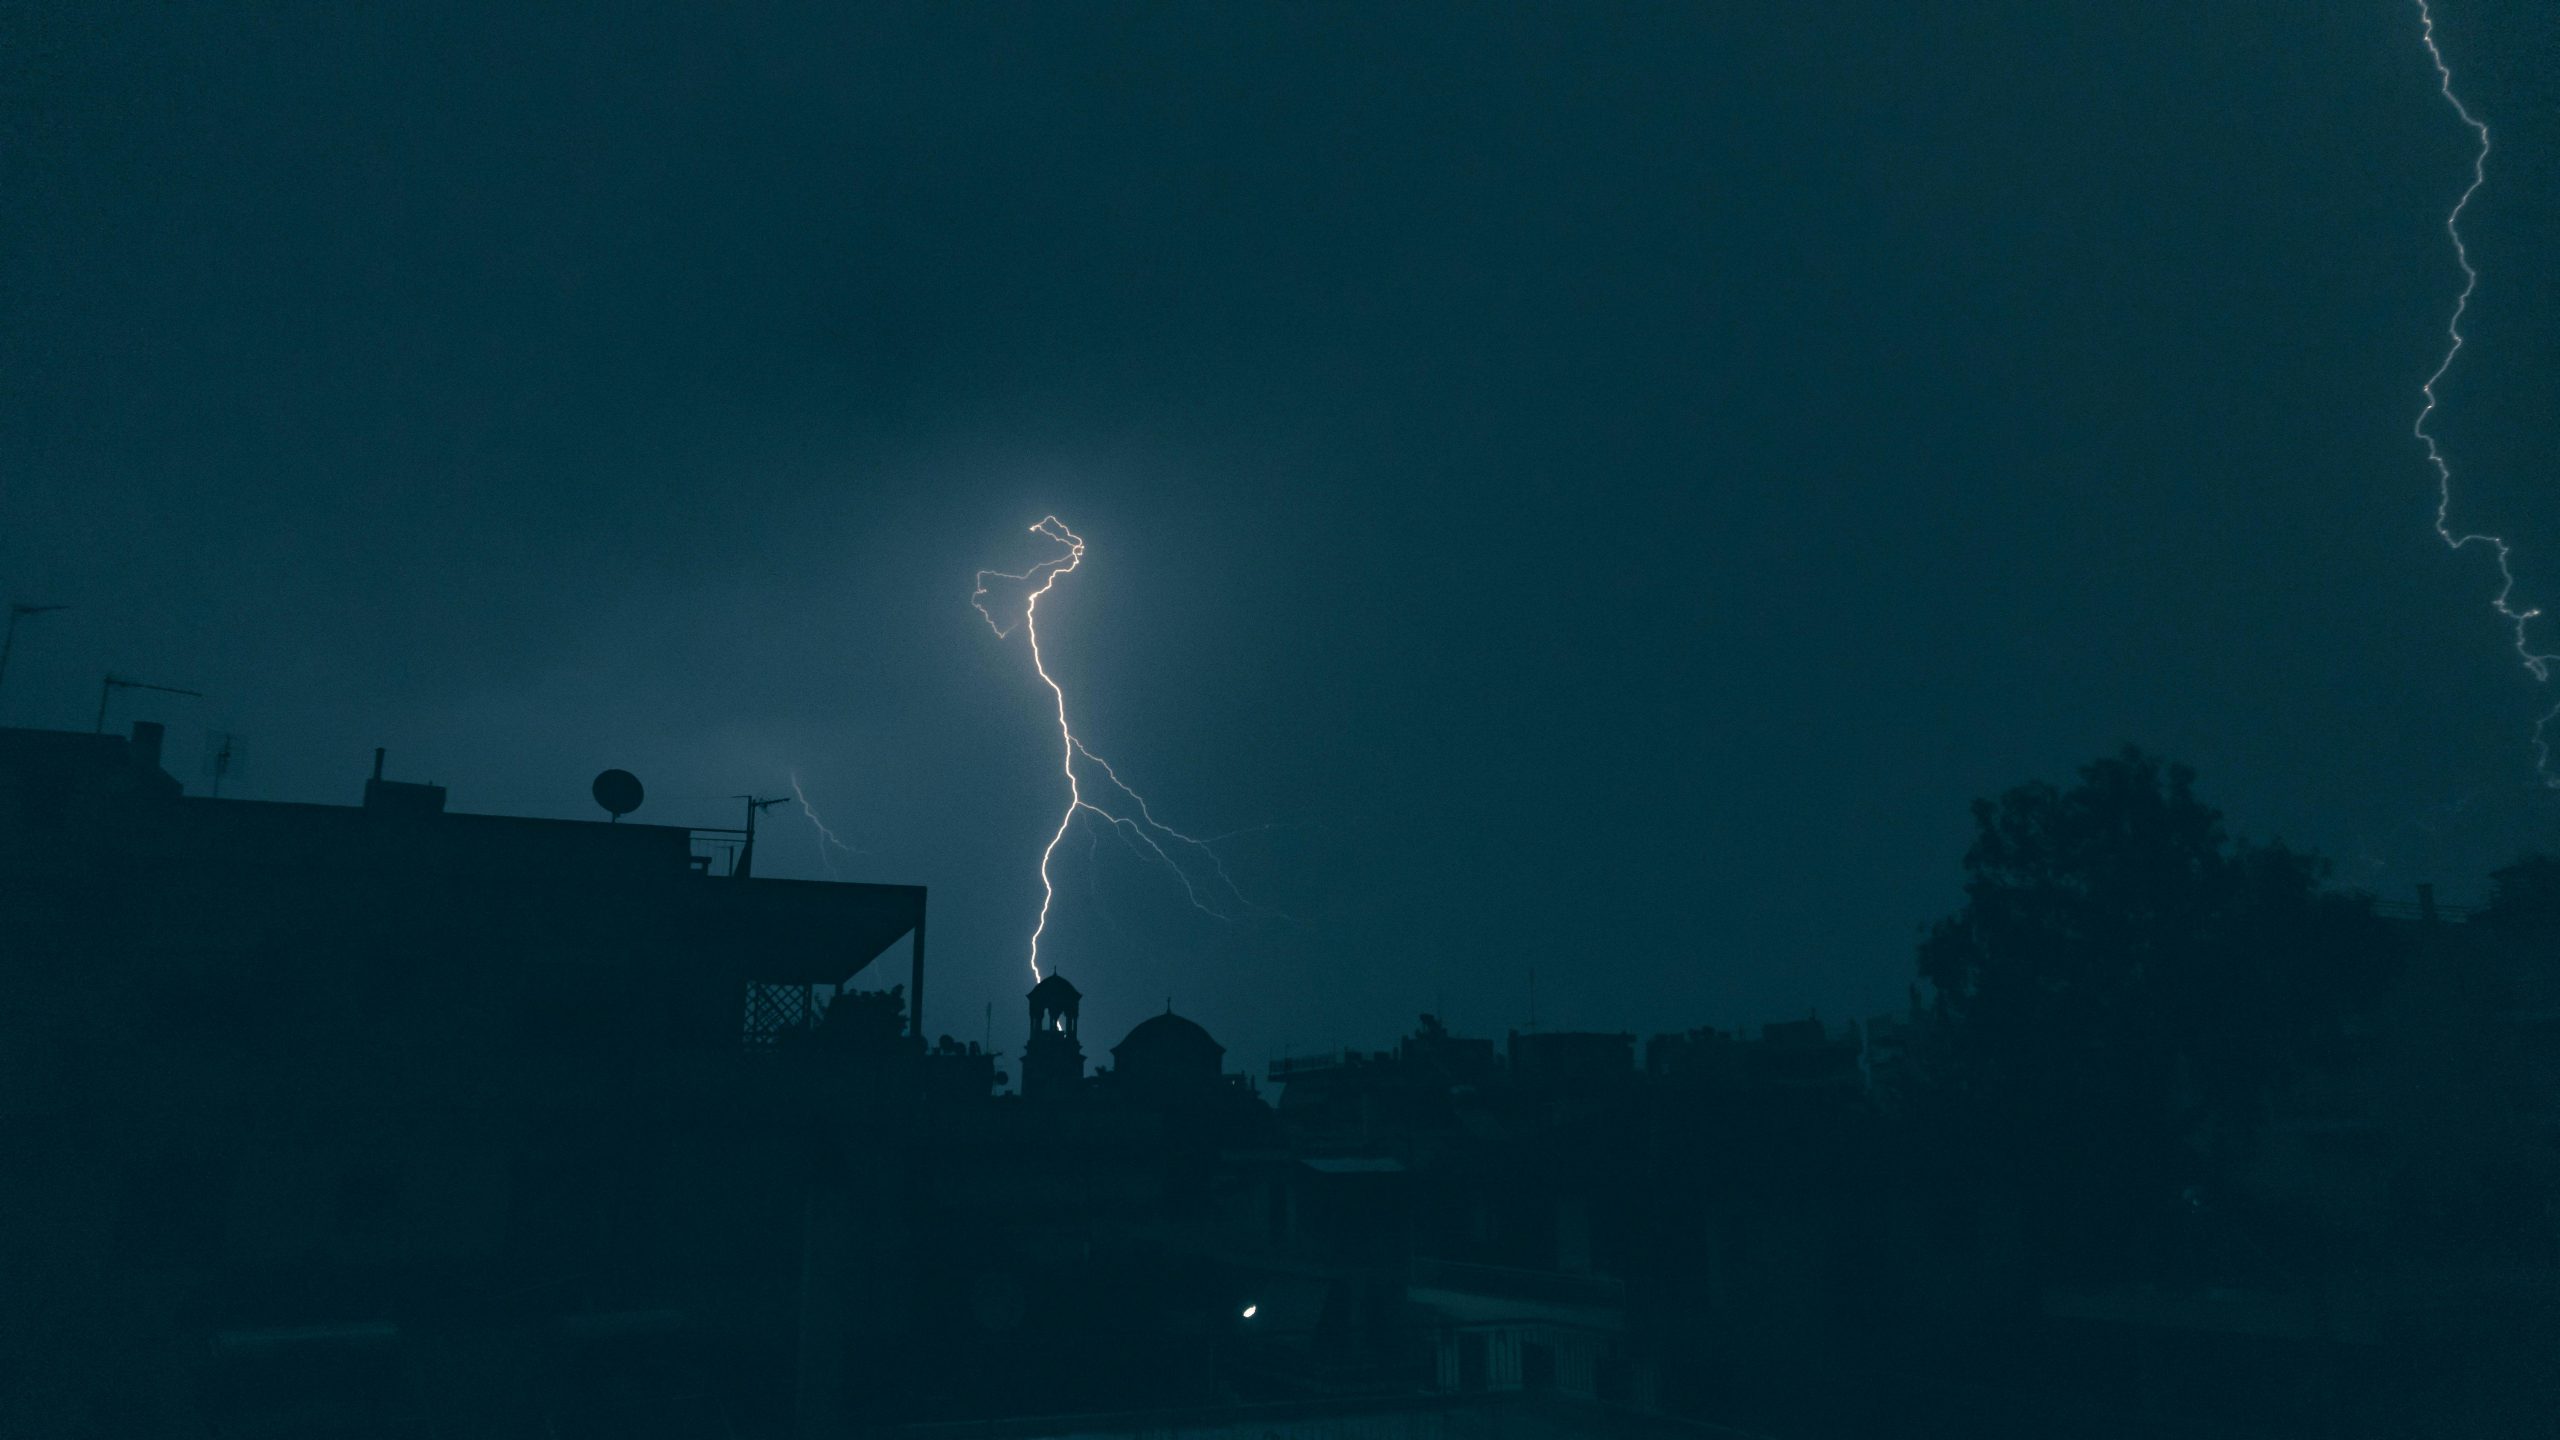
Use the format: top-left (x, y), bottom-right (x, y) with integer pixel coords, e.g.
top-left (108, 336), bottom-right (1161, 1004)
top-left (1241, 1304), bottom-right (1258, 1319)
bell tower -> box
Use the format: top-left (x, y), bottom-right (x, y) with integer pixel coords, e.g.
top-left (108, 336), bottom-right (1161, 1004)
top-left (1022, 973), bottom-right (1085, 1101)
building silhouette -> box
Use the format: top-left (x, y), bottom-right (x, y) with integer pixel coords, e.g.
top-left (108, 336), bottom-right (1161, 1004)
top-left (0, 720), bottom-right (932, 1436)
top-left (8, 716), bottom-right (2555, 1437)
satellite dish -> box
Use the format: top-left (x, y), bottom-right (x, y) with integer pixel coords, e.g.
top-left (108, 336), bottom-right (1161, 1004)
top-left (591, 769), bottom-right (645, 821)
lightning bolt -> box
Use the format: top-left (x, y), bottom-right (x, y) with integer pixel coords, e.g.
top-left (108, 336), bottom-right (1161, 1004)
top-left (2412, 0), bottom-right (2560, 784)
top-left (789, 770), bottom-right (861, 879)
top-left (974, 516), bottom-right (1254, 980)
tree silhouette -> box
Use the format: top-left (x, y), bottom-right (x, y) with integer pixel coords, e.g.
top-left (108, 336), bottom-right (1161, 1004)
top-left (2480, 851), bottom-right (2560, 933)
top-left (1916, 747), bottom-right (2389, 1279)
top-left (820, 984), bottom-right (907, 1046)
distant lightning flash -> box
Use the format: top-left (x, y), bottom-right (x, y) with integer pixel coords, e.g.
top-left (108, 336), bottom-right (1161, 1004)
top-left (974, 516), bottom-right (1252, 980)
top-left (789, 770), bottom-right (861, 879)
top-left (2412, 1), bottom-right (2560, 784)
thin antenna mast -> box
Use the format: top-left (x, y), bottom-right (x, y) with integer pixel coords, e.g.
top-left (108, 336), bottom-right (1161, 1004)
top-left (95, 674), bottom-right (203, 733)
top-left (203, 731), bottom-right (246, 798)
top-left (732, 793), bottom-right (789, 878)
top-left (0, 603), bottom-right (69, 707)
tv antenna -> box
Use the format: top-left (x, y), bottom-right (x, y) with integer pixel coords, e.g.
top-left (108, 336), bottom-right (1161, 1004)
top-left (95, 673), bottom-right (203, 733)
top-left (202, 731), bottom-right (247, 797)
top-left (732, 793), bottom-right (789, 878)
top-left (0, 603), bottom-right (68, 705)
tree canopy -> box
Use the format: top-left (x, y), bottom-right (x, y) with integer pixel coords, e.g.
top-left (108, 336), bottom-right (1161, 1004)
top-left (1916, 747), bottom-right (2391, 1276)
top-left (2481, 852), bottom-right (2560, 933)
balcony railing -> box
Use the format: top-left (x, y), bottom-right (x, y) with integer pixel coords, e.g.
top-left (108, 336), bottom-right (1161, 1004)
top-left (1409, 1258), bottom-right (1627, 1308)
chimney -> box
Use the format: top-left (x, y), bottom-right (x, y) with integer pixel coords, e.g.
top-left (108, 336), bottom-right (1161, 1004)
top-left (363, 746), bottom-right (447, 816)
top-left (130, 720), bottom-right (166, 773)
top-left (2418, 882), bottom-right (2438, 924)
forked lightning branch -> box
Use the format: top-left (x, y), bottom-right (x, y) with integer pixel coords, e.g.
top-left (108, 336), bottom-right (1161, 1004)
top-left (974, 517), bottom-right (1251, 980)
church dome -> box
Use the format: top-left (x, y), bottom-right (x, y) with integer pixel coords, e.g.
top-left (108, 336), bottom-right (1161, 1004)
top-left (1113, 1009), bottom-right (1224, 1062)
top-left (1110, 1008), bottom-right (1227, 1101)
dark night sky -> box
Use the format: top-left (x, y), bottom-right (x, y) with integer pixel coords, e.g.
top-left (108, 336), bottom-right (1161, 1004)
top-left (5, 2), bottom-right (2556, 1068)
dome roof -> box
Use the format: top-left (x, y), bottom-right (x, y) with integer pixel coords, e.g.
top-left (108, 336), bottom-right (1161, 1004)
top-left (1113, 1009), bottom-right (1225, 1060)
top-left (1028, 973), bottom-right (1081, 1002)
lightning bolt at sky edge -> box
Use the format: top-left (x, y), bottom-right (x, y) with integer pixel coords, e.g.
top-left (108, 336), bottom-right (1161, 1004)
top-left (2412, 0), bottom-right (2560, 785)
